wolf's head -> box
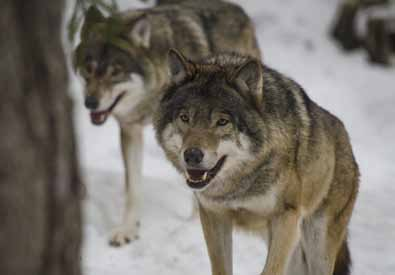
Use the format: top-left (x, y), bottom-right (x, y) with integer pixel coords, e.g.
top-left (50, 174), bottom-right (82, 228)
top-left (73, 6), bottom-right (153, 125)
top-left (154, 49), bottom-right (266, 193)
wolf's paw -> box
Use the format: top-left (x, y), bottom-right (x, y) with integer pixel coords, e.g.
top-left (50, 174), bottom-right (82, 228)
top-left (186, 195), bottom-right (199, 221)
top-left (186, 200), bottom-right (199, 221)
top-left (109, 223), bottom-right (139, 247)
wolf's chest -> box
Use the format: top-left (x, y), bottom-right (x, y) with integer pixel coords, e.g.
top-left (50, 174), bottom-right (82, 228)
top-left (229, 183), bottom-right (279, 214)
top-left (230, 207), bottom-right (269, 238)
top-left (199, 183), bottom-right (279, 213)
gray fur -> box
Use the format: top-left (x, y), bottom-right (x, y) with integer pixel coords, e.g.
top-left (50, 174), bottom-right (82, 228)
top-left (154, 51), bottom-right (359, 275)
top-left (73, 1), bottom-right (261, 246)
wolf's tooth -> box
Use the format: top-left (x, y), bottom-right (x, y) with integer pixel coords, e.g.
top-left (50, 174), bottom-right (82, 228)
top-left (203, 171), bottom-right (208, 181)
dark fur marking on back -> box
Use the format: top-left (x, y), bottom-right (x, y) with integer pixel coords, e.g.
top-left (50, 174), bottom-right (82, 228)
top-left (333, 239), bottom-right (351, 275)
top-left (199, 12), bottom-right (216, 53)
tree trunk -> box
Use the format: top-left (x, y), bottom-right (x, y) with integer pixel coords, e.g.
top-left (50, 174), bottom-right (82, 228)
top-left (0, 1), bottom-right (82, 275)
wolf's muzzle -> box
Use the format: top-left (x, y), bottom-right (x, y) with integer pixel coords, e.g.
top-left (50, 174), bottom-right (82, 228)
top-left (185, 156), bottom-right (227, 190)
top-left (85, 96), bottom-right (99, 110)
top-left (184, 147), bottom-right (204, 166)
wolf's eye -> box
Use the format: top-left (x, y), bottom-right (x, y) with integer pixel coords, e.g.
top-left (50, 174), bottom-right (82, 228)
top-left (111, 68), bottom-right (121, 77)
top-left (84, 54), bottom-right (93, 64)
top-left (180, 114), bottom-right (189, 123)
top-left (85, 63), bottom-right (93, 74)
top-left (216, 118), bottom-right (229, 127)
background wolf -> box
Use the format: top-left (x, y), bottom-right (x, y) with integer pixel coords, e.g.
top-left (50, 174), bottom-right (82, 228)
top-left (154, 50), bottom-right (359, 275)
top-left (72, 0), bottom-right (260, 246)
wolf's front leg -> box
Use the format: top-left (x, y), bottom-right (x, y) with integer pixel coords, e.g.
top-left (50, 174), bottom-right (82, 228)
top-left (110, 124), bottom-right (143, 246)
top-left (261, 210), bottom-right (301, 275)
top-left (199, 203), bottom-right (233, 275)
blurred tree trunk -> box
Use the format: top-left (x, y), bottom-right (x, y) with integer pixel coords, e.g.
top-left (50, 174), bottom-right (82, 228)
top-left (0, 1), bottom-right (82, 275)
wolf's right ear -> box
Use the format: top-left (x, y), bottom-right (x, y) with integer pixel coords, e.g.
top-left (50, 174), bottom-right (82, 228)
top-left (130, 16), bottom-right (151, 48)
top-left (231, 60), bottom-right (263, 109)
top-left (85, 6), bottom-right (105, 23)
top-left (168, 49), bottom-right (193, 83)
top-left (81, 6), bottom-right (105, 39)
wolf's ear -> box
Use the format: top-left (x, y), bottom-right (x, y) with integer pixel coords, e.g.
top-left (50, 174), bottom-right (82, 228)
top-left (168, 49), bottom-right (193, 83)
top-left (81, 6), bottom-right (105, 39)
top-left (85, 6), bottom-right (105, 23)
top-left (231, 60), bottom-right (263, 108)
top-left (130, 16), bottom-right (151, 48)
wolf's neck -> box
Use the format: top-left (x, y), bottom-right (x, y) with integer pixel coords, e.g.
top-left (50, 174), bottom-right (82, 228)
top-left (116, 61), bottom-right (170, 128)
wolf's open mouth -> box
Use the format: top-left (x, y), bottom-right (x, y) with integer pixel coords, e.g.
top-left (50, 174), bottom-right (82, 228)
top-left (90, 92), bottom-right (125, 125)
top-left (185, 156), bottom-right (227, 189)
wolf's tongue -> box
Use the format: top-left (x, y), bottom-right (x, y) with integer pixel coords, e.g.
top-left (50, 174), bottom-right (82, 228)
top-left (90, 111), bottom-right (109, 125)
top-left (187, 169), bottom-right (207, 181)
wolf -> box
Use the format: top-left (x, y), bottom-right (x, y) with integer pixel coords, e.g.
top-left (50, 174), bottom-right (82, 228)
top-left (72, 0), bottom-right (261, 246)
top-left (153, 49), bottom-right (359, 275)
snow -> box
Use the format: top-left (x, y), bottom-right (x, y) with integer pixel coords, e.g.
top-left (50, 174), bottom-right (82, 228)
top-left (68, 0), bottom-right (395, 274)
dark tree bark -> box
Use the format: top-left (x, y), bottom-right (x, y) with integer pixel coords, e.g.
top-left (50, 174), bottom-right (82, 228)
top-left (0, 1), bottom-right (82, 275)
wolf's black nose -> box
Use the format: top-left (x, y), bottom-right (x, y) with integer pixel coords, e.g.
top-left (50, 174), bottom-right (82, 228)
top-left (85, 96), bottom-right (99, 110)
top-left (184, 147), bottom-right (204, 166)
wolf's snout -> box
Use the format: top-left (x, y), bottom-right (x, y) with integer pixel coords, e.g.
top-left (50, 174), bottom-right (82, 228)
top-left (184, 147), bottom-right (204, 166)
top-left (85, 96), bottom-right (99, 110)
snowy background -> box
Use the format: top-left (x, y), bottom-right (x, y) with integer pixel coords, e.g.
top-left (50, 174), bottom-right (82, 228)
top-left (67, 0), bottom-right (395, 274)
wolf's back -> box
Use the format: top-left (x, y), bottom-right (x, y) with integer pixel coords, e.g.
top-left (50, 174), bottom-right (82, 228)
top-left (153, 0), bottom-right (261, 59)
top-left (156, 0), bottom-right (184, 5)
top-left (156, 0), bottom-right (221, 5)
top-left (156, 0), bottom-right (196, 5)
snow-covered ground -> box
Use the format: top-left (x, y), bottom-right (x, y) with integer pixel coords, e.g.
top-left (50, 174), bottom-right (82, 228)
top-left (69, 0), bottom-right (395, 274)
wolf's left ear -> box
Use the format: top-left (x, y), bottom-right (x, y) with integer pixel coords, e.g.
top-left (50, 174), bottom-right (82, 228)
top-left (168, 49), bottom-right (193, 83)
top-left (85, 5), bottom-right (105, 24)
top-left (81, 6), bottom-right (105, 39)
top-left (130, 16), bottom-right (151, 48)
top-left (231, 60), bottom-right (263, 108)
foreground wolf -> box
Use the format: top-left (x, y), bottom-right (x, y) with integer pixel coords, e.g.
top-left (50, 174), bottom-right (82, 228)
top-left (154, 50), bottom-right (359, 275)
top-left (73, 1), bottom-right (260, 246)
